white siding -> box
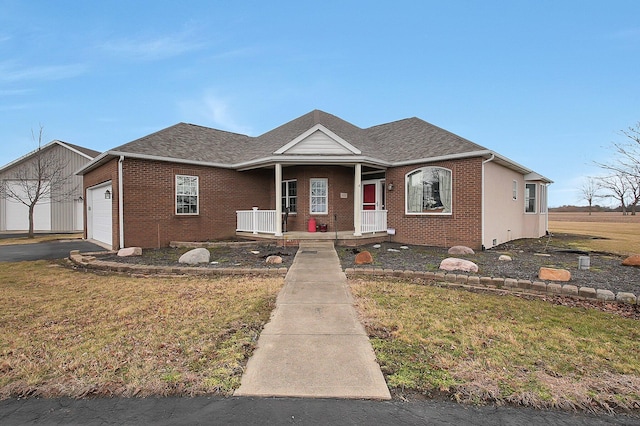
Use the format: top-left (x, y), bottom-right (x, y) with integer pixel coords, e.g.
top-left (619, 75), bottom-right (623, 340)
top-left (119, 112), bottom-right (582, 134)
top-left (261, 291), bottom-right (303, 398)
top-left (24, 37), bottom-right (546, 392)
top-left (284, 130), bottom-right (354, 155)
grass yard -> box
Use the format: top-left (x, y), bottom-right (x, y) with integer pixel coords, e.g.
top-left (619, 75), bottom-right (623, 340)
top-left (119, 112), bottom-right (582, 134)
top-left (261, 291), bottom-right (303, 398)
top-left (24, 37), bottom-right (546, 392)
top-left (350, 279), bottom-right (640, 414)
top-left (0, 261), bottom-right (282, 399)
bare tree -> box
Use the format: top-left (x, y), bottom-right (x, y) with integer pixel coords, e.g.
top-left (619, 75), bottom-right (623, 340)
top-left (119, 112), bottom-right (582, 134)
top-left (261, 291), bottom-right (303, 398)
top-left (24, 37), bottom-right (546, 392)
top-left (0, 126), bottom-right (77, 238)
top-left (596, 122), bottom-right (640, 178)
top-left (599, 173), bottom-right (629, 215)
top-left (578, 177), bottom-right (600, 215)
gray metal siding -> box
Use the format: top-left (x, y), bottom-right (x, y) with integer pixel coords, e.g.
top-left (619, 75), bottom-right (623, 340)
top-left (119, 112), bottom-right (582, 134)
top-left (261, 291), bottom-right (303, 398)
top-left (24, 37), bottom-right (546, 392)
top-left (0, 143), bottom-right (93, 232)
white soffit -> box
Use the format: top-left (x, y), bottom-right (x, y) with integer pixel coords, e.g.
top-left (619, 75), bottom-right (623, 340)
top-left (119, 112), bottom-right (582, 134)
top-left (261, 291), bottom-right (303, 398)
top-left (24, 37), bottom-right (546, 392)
top-left (274, 124), bottom-right (362, 155)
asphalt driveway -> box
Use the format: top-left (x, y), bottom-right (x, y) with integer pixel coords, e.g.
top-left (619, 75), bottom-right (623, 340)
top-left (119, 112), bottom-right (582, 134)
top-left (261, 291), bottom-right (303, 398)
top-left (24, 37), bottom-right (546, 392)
top-left (1, 396), bottom-right (636, 425)
top-left (0, 239), bottom-right (106, 262)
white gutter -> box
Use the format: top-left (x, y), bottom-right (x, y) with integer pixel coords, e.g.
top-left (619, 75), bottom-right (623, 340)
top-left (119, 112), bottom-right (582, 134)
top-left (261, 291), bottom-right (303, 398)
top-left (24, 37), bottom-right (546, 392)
top-left (481, 154), bottom-right (495, 250)
top-left (118, 156), bottom-right (125, 249)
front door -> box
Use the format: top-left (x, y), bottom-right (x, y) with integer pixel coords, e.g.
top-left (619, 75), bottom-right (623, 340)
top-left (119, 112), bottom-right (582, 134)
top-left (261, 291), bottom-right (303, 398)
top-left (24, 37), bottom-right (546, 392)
top-left (363, 182), bottom-right (377, 210)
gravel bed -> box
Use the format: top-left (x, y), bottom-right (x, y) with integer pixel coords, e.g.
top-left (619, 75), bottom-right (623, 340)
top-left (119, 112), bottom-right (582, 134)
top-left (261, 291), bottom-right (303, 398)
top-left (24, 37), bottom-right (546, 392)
top-left (336, 236), bottom-right (640, 296)
top-left (98, 244), bottom-right (298, 269)
top-left (96, 234), bottom-right (640, 296)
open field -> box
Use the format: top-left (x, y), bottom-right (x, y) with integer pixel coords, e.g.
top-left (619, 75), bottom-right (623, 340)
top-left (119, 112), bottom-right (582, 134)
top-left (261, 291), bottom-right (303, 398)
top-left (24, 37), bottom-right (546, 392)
top-left (351, 278), bottom-right (640, 414)
top-left (549, 212), bottom-right (640, 255)
top-left (0, 261), bottom-right (282, 399)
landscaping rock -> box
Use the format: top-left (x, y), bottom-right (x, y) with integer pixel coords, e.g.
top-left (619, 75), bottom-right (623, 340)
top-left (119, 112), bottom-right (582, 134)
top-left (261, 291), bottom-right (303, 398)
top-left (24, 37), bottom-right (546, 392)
top-left (448, 246), bottom-right (474, 255)
top-left (596, 289), bottom-right (615, 301)
top-left (372, 244), bottom-right (381, 249)
top-left (621, 254), bottom-right (640, 266)
top-left (439, 257), bottom-right (478, 273)
top-left (387, 248), bottom-right (400, 252)
top-left (400, 246), bottom-right (409, 250)
top-left (117, 247), bottom-right (142, 257)
top-left (616, 292), bottom-right (637, 304)
top-left (355, 251), bottom-right (373, 265)
top-left (538, 267), bottom-right (571, 282)
top-left (178, 248), bottom-right (210, 264)
top-left (265, 255), bottom-right (283, 264)
top-left (498, 254), bottom-right (512, 261)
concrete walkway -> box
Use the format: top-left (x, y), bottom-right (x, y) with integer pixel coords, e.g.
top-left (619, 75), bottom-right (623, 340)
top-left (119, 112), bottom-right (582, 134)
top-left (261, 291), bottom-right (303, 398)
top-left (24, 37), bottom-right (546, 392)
top-left (235, 241), bottom-right (391, 400)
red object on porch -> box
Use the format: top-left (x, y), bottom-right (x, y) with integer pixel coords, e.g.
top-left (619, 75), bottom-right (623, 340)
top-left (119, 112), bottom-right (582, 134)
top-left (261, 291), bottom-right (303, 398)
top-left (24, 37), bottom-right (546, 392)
top-left (308, 217), bottom-right (317, 232)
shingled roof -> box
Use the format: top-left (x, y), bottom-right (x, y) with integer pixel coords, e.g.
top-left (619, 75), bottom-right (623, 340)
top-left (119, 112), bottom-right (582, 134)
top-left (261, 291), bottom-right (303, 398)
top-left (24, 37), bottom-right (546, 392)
top-left (77, 109), bottom-right (550, 182)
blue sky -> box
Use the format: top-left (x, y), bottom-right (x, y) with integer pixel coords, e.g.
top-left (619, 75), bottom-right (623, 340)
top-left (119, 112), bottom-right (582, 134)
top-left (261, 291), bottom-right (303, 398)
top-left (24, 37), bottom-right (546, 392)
top-left (1, 1), bottom-right (638, 207)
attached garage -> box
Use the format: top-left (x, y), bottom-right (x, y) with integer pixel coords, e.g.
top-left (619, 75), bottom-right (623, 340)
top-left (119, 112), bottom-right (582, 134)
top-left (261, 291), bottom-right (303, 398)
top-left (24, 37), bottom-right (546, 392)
top-left (3, 181), bottom-right (51, 231)
top-left (87, 181), bottom-right (112, 248)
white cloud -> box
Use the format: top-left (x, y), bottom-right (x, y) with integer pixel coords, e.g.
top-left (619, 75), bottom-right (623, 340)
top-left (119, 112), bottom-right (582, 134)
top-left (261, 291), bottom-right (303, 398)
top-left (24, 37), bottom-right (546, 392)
top-left (0, 61), bottom-right (87, 82)
top-left (178, 93), bottom-right (252, 135)
top-left (101, 31), bottom-right (205, 61)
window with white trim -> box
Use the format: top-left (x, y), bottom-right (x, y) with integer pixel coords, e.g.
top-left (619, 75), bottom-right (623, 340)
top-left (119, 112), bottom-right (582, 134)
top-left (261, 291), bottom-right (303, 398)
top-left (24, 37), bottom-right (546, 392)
top-left (282, 180), bottom-right (297, 213)
top-left (525, 183), bottom-right (536, 213)
top-left (405, 167), bottom-right (452, 214)
top-left (512, 180), bottom-right (518, 200)
top-left (310, 178), bottom-right (328, 214)
top-left (176, 175), bottom-right (199, 215)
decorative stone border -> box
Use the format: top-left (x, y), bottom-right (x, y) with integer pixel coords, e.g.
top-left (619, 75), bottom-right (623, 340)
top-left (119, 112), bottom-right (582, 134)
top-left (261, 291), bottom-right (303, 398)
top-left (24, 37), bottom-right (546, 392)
top-left (68, 250), bottom-right (288, 277)
top-left (344, 268), bottom-right (638, 305)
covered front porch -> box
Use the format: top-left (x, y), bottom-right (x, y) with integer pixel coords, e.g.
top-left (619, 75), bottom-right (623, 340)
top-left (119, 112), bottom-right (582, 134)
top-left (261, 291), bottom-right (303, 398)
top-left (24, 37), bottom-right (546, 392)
top-left (235, 159), bottom-right (389, 244)
top-left (236, 207), bottom-right (388, 242)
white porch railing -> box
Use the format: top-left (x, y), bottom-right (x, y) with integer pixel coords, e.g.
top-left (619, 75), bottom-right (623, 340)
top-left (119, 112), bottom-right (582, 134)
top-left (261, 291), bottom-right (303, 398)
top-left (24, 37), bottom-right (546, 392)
top-left (236, 208), bottom-right (278, 234)
top-left (361, 209), bottom-right (387, 233)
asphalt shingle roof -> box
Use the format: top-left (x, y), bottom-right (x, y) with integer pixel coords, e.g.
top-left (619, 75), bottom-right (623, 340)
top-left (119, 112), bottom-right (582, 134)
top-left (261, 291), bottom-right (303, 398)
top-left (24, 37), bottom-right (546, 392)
top-left (109, 109), bottom-right (489, 166)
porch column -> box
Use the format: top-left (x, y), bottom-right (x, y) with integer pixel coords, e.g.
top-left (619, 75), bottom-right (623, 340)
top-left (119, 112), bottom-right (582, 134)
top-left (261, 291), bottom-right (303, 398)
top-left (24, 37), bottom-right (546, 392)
top-left (353, 163), bottom-right (362, 236)
top-left (275, 163), bottom-right (283, 236)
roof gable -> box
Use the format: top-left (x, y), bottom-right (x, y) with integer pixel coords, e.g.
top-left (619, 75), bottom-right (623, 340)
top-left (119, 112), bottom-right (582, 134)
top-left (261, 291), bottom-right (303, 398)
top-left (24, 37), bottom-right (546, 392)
top-left (0, 140), bottom-right (97, 173)
top-left (274, 124), bottom-right (361, 155)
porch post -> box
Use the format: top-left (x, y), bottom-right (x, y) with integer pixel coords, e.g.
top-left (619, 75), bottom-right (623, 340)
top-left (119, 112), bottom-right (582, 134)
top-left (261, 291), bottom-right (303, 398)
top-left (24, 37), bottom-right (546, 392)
top-left (275, 163), bottom-right (283, 236)
top-left (353, 163), bottom-right (362, 236)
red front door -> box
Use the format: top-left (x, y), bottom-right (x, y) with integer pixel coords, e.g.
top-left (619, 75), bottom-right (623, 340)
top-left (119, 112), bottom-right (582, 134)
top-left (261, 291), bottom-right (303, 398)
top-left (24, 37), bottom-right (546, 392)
top-left (363, 183), bottom-right (376, 210)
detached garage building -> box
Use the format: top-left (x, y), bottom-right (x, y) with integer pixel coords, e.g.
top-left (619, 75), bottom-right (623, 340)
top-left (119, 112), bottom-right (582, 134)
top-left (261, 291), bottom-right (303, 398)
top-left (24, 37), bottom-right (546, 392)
top-left (0, 141), bottom-right (99, 233)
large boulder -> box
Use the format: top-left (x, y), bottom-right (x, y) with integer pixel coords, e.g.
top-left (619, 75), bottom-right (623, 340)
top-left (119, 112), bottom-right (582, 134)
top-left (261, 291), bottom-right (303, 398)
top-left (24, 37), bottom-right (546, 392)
top-left (448, 246), bottom-right (475, 255)
top-left (117, 247), bottom-right (142, 257)
top-left (178, 248), bottom-right (210, 264)
top-left (355, 251), bottom-right (373, 265)
top-left (622, 254), bottom-right (640, 267)
top-left (538, 267), bottom-right (571, 282)
top-left (439, 257), bottom-right (478, 273)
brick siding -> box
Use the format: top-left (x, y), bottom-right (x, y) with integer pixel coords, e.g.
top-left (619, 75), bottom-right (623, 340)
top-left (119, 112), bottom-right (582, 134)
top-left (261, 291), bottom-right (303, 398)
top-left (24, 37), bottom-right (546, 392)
top-left (84, 158), bottom-right (483, 249)
top-left (384, 158), bottom-right (484, 249)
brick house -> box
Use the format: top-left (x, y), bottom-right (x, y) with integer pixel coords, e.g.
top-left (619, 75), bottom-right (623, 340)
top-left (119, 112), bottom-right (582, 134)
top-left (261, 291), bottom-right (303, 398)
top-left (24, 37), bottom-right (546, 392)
top-left (77, 110), bottom-right (551, 250)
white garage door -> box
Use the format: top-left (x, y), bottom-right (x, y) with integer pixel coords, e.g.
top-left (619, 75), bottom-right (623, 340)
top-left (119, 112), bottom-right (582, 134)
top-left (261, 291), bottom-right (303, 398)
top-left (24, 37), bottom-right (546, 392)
top-left (4, 181), bottom-right (51, 231)
top-left (87, 182), bottom-right (112, 248)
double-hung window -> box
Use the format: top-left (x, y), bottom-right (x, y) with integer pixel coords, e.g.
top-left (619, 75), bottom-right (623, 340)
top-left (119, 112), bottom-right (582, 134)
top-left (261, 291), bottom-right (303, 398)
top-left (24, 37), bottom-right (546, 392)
top-left (525, 183), bottom-right (536, 213)
top-left (282, 180), bottom-right (297, 213)
top-left (176, 175), bottom-right (199, 215)
top-left (310, 178), bottom-right (328, 214)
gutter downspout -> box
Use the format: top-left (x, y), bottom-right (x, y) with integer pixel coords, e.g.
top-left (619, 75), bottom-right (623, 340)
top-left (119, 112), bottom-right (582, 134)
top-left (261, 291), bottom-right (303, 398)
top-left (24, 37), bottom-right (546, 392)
top-left (118, 156), bottom-right (125, 249)
top-left (481, 154), bottom-right (495, 250)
